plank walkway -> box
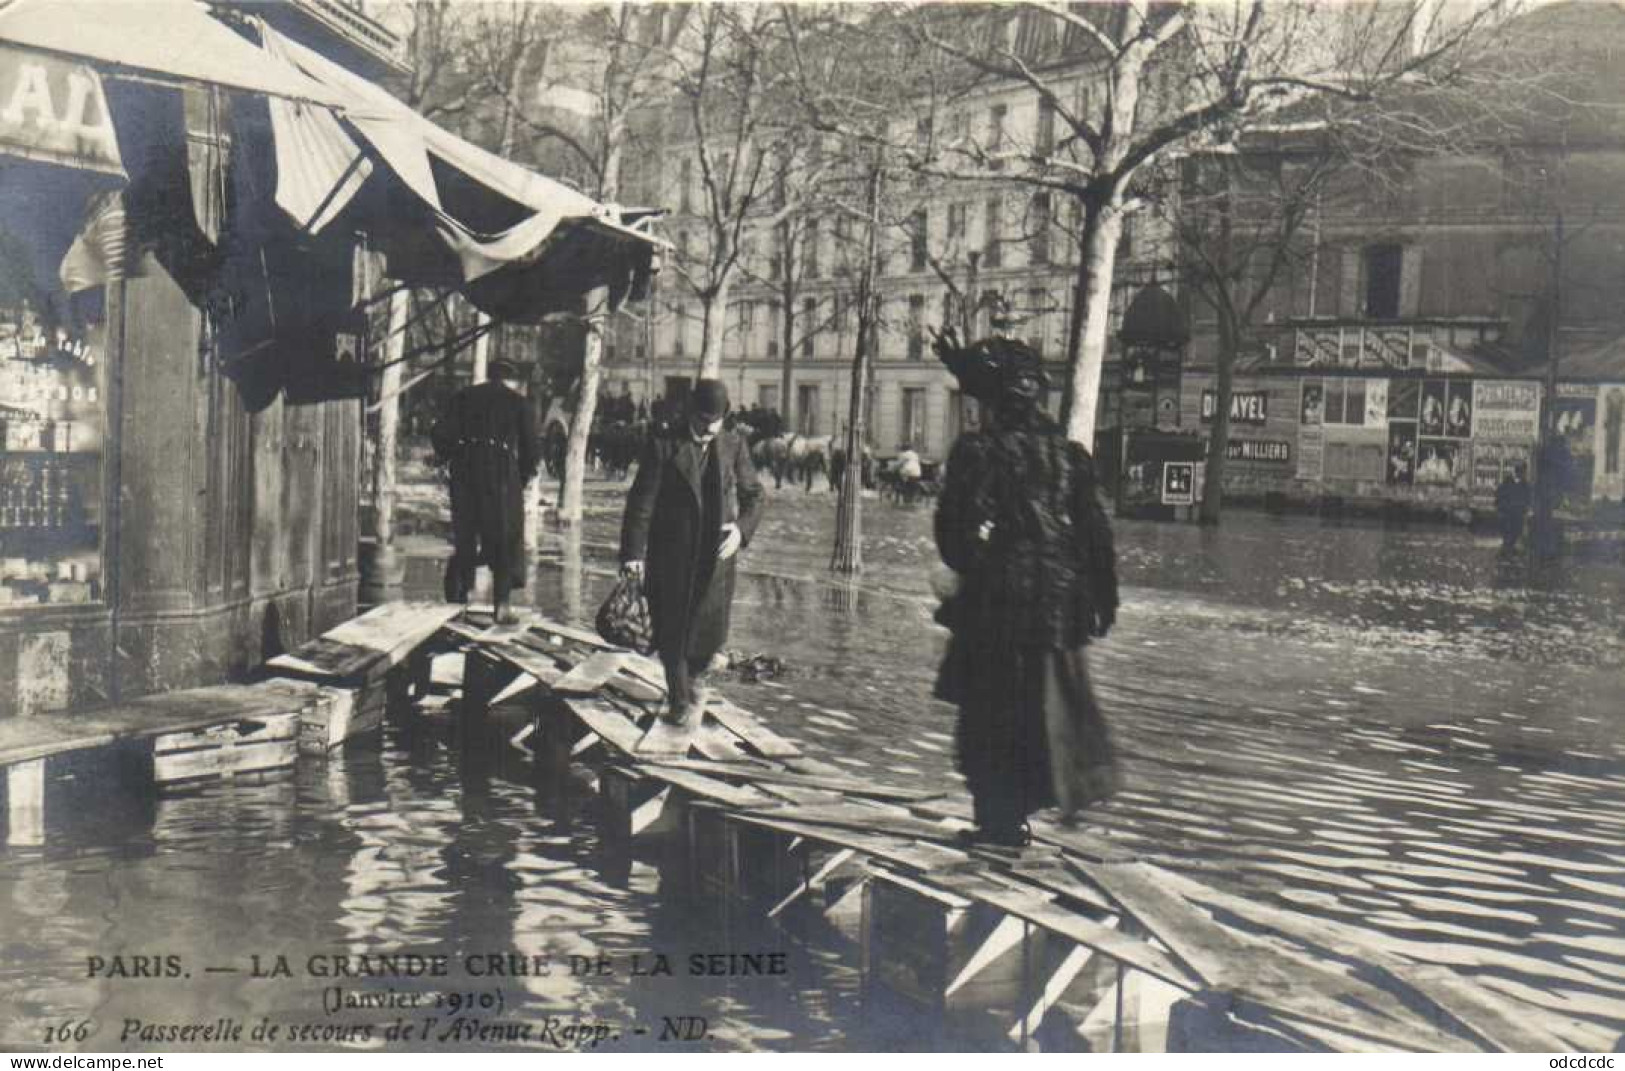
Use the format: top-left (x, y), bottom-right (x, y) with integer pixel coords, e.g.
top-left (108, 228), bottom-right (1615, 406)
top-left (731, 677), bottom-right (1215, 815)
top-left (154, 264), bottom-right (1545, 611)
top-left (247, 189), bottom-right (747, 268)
top-left (0, 600), bottom-right (1586, 1052)
top-left (448, 609), bottom-right (1568, 1053)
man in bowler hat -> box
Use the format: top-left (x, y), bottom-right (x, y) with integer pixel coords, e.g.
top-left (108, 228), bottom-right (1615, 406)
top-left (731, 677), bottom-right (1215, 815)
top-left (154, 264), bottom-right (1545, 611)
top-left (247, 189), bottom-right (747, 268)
top-left (620, 379), bottom-right (765, 724)
top-left (431, 358), bottom-right (540, 625)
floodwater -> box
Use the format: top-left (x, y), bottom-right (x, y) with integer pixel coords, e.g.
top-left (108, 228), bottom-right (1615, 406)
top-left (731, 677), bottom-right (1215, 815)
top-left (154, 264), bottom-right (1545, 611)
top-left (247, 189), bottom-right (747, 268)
top-left (2, 483), bottom-right (1623, 1051)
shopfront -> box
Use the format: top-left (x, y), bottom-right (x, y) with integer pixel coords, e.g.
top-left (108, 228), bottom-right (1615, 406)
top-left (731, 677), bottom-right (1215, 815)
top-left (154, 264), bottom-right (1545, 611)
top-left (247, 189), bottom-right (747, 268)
top-left (0, 23), bottom-right (366, 715)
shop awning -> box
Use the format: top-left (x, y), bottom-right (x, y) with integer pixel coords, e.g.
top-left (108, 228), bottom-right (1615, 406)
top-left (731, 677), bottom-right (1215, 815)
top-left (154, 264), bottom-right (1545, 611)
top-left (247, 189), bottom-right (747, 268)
top-left (0, 43), bottom-right (124, 176)
top-left (256, 21), bottom-right (661, 321)
top-left (0, 0), bottom-right (345, 107)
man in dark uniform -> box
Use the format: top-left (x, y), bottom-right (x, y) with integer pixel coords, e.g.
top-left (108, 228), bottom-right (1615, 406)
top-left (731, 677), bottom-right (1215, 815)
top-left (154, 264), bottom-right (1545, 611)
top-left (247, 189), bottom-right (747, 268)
top-left (620, 380), bottom-right (765, 724)
top-left (431, 359), bottom-right (540, 624)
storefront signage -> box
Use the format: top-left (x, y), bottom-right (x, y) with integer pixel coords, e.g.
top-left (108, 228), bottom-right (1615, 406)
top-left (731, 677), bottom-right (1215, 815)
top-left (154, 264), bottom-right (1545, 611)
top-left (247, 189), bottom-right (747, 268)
top-left (1473, 380), bottom-right (1540, 441)
top-left (1200, 390), bottom-right (1269, 426)
top-left (0, 45), bottom-right (123, 176)
top-left (1226, 439), bottom-right (1290, 463)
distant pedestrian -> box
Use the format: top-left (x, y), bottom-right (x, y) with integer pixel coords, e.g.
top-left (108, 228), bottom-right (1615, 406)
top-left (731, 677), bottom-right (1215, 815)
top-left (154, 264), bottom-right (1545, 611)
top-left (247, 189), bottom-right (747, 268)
top-left (932, 329), bottom-right (1121, 847)
top-left (431, 359), bottom-right (540, 624)
top-left (620, 379), bottom-right (765, 724)
top-left (1494, 464), bottom-right (1531, 557)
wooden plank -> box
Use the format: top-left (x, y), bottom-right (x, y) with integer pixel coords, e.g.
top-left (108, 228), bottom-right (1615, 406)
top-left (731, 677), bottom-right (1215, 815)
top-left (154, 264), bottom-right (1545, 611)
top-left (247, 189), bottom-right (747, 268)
top-left (1073, 860), bottom-right (1240, 987)
top-left (604, 673), bottom-right (665, 704)
top-left (482, 642), bottom-right (566, 687)
top-left (1382, 965), bottom-right (1572, 1053)
top-left (529, 615), bottom-right (615, 651)
top-left (635, 719), bottom-right (694, 759)
top-left (690, 721), bottom-right (749, 763)
top-left (705, 697), bottom-right (801, 759)
top-left (641, 765), bottom-right (776, 809)
top-left (0, 686), bottom-right (308, 767)
top-left (653, 758), bottom-right (941, 802)
top-left (552, 651), bottom-right (630, 695)
top-left (743, 800), bottom-right (968, 844)
top-left (265, 636), bottom-right (385, 681)
top-left (566, 699), bottom-right (647, 757)
top-left (320, 601), bottom-right (464, 663)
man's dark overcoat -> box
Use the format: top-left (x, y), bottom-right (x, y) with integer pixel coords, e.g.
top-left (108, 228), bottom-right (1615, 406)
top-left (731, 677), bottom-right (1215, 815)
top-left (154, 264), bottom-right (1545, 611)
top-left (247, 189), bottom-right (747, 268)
top-left (620, 426), bottom-right (765, 664)
top-left (431, 380), bottom-right (540, 598)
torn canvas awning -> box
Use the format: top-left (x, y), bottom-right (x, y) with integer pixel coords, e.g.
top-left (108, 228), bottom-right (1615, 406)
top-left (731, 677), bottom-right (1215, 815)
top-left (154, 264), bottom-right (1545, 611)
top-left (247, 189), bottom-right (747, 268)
top-left (0, 0), bottom-right (344, 107)
top-left (0, 43), bottom-right (123, 175)
top-left (257, 21), bottom-right (661, 322)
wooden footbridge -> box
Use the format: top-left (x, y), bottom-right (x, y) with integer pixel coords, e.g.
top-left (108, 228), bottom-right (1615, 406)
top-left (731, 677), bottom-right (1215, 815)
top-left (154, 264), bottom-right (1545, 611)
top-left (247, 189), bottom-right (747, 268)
top-left (0, 602), bottom-right (1594, 1052)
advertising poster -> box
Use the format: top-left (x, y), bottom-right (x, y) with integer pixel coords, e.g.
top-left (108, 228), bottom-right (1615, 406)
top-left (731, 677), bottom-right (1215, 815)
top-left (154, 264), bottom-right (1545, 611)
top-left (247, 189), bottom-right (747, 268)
top-left (1387, 422), bottom-right (1417, 484)
top-left (1300, 380), bottom-right (1324, 427)
top-left (1445, 380), bottom-right (1473, 438)
top-left (1472, 380), bottom-right (1541, 442)
top-left (1201, 389), bottom-right (1269, 426)
top-left (1363, 379), bottom-right (1388, 428)
top-left (1554, 385), bottom-right (1597, 506)
top-left (1416, 438), bottom-right (1462, 486)
top-left (1419, 379), bottom-right (1447, 436)
top-left (1474, 441), bottom-right (1534, 497)
top-left (1599, 384), bottom-right (1625, 501)
top-left (1297, 427), bottom-right (1325, 481)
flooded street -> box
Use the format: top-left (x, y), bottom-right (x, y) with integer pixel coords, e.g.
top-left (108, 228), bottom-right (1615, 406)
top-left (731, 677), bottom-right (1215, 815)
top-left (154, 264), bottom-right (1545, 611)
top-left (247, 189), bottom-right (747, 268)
top-left (3, 482), bottom-right (1622, 1050)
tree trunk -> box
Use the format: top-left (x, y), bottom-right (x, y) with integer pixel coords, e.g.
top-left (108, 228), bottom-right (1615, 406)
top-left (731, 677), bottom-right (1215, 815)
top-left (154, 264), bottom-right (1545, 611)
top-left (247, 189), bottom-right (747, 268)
top-left (560, 286), bottom-right (611, 527)
top-left (697, 275), bottom-right (732, 380)
top-left (780, 273), bottom-right (795, 432)
top-left (1062, 198), bottom-right (1123, 448)
top-left (832, 167), bottom-right (882, 575)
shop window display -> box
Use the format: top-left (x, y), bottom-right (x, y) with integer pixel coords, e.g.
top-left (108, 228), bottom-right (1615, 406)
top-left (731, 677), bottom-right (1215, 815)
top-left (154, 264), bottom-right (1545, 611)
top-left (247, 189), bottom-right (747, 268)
top-left (0, 231), bottom-right (106, 609)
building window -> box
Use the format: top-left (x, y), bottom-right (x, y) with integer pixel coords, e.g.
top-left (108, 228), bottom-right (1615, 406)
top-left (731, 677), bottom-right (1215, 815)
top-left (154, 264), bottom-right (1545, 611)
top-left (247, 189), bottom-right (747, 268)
top-left (987, 103), bottom-right (1007, 170)
top-left (1036, 96), bottom-right (1056, 157)
top-left (984, 198), bottom-right (1003, 268)
top-left (1324, 378), bottom-right (1366, 425)
top-left (766, 301), bottom-right (780, 357)
top-left (1026, 287), bottom-right (1047, 353)
top-left (801, 298), bottom-right (817, 358)
top-left (673, 303), bottom-right (686, 356)
top-left (1030, 193), bottom-right (1051, 265)
top-left (1364, 243), bottom-right (1403, 320)
top-left (902, 387), bottom-right (928, 449)
top-left (947, 202), bottom-right (968, 242)
top-left (832, 292), bottom-right (848, 333)
top-left (803, 218), bottom-right (820, 279)
top-left (678, 158), bottom-right (692, 214)
top-left (908, 294), bottom-right (926, 360)
top-left (797, 384), bottom-right (821, 435)
top-left (770, 224), bottom-right (785, 280)
top-left (915, 115), bottom-right (933, 149)
top-left (910, 209), bottom-right (928, 272)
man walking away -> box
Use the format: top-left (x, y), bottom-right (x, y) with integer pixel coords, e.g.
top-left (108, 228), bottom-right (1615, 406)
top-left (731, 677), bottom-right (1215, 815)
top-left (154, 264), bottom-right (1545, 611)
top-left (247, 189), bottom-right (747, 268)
top-left (1495, 463), bottom-right (1531, 558)
top-left (620, 380), bottom-right (765, 725)
top-left (432, 358), bottom-right (540, 625)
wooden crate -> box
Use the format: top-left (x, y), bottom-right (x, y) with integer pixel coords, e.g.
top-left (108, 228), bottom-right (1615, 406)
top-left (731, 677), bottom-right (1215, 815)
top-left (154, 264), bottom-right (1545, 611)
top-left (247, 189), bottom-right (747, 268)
top-left (152, 714), bottom-right (301, 786)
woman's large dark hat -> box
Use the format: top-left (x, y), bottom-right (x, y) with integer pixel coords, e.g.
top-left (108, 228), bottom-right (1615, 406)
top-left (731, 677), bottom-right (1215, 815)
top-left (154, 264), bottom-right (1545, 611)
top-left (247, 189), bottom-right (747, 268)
top-left (933, 329), bottom-right (1050, 404)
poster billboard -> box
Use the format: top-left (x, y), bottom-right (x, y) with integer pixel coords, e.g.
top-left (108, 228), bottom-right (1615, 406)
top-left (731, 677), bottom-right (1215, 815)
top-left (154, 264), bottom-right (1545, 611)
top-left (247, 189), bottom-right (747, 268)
top-left (1416, 438), bottom-right (1463, 486)
top-left (1161, 461), bottom-right (1195, 505)
top-left (1598, 385), bottom-right (1625, 501)
top-left (1420, 380), bottom-right (1446, 436)
top-left (1387, 422), bottom-right (1417, 485)
top-left (1364, 379), bottom-right (1388, 428)
top-left (1445, 381), bottom-right (1474, 438)
top-left (1473, 380), bottom-right (1540, 442)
